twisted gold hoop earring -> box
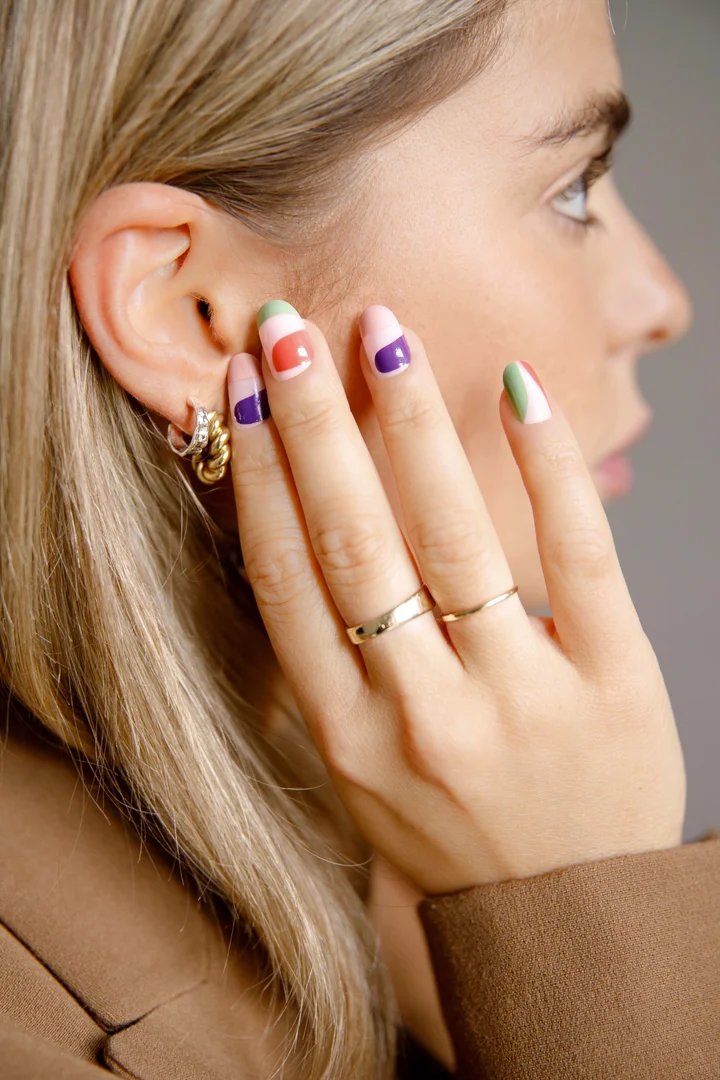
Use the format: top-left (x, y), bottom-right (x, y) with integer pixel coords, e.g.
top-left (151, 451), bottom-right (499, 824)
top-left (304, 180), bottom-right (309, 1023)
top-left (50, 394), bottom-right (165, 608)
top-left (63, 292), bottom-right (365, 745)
top-left (167, 398), bottom-right (231, 486)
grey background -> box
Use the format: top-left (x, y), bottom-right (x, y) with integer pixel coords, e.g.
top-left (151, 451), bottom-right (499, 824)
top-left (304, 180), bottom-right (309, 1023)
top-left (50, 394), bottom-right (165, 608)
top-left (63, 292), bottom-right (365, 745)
top-left (608, 1), bottom-right (719, 841)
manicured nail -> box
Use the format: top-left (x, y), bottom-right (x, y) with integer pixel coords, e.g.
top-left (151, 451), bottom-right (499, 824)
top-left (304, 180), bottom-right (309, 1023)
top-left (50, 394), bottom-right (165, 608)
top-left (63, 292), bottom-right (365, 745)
top-left (229, 352), bottom-right (270, 426)
top-left (359, 305), bottom-right (411, 378)
top-left (257, 300), bottom-right (313, 381)
top-left (503, 362), bottom-right (552, 424)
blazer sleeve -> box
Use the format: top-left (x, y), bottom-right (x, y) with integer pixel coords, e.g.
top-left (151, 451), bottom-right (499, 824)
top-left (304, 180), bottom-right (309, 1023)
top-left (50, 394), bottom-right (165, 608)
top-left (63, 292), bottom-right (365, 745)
top-left (418, 832), bottom-right (720, 1080)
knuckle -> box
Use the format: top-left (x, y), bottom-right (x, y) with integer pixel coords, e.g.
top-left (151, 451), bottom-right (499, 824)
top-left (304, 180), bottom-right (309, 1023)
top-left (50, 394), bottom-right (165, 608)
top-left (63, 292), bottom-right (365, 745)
top-left (409, 512), bottom-right (485, 576)
top-left (324, 738), bottom-right (374, 787)
top-left (317, 714), bottom-right (381, 789)
top-left (400, 713), bottom-right (495, 792)
top-left (381, 393), bottom-right (440, 439)
top-left (389, 678), bottom-right (475, 785)
top-left (280, 394), bottom-right (342, 444)
top-left (235, 445), bottom-right (288, 494)
top-left (311, 512), bottom-right (393, 583)
top-left (315, 723), bottom-right (364, 781)
top-left (401, 722), bottom-right (455, 784)
top-left (539, 439), bottom-right (586, 483)
top-left (587, 637), bottom-right (663, 716)
top-left (242, 536), bottom-right (313, 613)
top-left (549, 524), bottom-right (617, 583)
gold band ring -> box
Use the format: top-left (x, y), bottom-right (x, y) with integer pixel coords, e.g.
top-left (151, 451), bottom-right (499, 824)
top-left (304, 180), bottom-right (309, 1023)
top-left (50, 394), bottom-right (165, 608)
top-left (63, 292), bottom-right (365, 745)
top-left (345, 585), bottom-right (436, 644)
top-left (439, 585), bottom-right (519, 622)
top-left (345, 583), bottom-right (519, 645)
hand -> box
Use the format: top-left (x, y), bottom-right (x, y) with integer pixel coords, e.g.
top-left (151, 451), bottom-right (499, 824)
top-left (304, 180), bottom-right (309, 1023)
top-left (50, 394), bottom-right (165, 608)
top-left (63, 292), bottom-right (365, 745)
top-left (226, 302), bottom-right (686, 896)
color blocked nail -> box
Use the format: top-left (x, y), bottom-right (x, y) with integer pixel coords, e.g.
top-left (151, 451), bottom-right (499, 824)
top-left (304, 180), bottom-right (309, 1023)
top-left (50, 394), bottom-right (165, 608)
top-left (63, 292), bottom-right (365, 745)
top-left (229, 352), bottom-right (270, 426)
top-left (503, 362), bottom-right (552, 424)
top-left (257, 300), bottom-right (313, 381)
top-left (359, 305), bottom-right (411, 378)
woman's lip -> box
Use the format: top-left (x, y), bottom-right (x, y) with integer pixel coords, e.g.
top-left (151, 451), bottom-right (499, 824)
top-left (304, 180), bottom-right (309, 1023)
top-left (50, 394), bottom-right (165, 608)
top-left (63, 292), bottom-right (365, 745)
top-left (590, 411), bottom-right (653, 497)
top-left (592, 453), bottom-right (634, 496)
top-left (591, 411), bottom-right (654, 470)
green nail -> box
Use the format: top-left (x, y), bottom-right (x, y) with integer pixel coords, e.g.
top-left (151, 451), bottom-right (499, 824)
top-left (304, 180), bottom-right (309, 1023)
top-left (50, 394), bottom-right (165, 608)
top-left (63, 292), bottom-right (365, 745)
top-left (503, 362), bottom-right (529, 423)
top-left (502, 361), bottom-right (552, 425)
top-left (257, 299), bottom-right (298, 329)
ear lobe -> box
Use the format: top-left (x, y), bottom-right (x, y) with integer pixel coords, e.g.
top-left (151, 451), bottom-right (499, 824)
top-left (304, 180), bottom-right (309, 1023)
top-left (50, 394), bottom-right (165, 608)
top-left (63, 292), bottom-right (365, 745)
top-left (68, 182), bottom-right (235, 431)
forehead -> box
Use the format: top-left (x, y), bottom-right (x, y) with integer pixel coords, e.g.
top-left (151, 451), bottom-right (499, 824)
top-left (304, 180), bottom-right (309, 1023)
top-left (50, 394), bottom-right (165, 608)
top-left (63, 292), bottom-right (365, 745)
top-left (480, 0), bottom-right (623, 141)
top-left (398, 0), bottom-right (623, 158)
top-left (355, 0), bottom-right (625, 219)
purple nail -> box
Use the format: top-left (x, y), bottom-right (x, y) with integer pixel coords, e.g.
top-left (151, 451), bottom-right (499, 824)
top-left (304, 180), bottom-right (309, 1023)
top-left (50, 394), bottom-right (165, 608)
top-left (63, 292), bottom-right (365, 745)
top-left (375, 336), bottom-right (411, 374)
top-left (358, 306), bottom-right (411, 379)
top-left (234, 388), bottom-right (270, 425)
top-left (228, 353), bottom-right (270, 427)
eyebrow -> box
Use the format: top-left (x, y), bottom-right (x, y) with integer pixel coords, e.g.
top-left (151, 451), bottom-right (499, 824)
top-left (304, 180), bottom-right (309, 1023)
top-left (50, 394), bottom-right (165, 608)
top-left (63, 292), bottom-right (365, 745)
top-left (522, 90), bottom-right (632, 150)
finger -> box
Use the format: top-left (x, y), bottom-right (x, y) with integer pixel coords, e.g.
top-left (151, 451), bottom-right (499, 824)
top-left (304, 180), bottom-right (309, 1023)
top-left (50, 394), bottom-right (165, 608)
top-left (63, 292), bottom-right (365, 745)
top-left (358, 305), bottom-right (531, 669)
top-left (255, 301), bottom-right (455, 683)
top-left (227, 350), bottom-right (367, 717)
top-left (500, 361), bottom-right (646, 673)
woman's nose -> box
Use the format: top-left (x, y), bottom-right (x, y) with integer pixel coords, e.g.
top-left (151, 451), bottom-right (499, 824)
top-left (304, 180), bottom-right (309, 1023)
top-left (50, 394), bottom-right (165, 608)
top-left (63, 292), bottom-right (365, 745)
top-left (641, 238), bottom-right (694, 350)
top-left (606, 202), bottom-right (694, 356)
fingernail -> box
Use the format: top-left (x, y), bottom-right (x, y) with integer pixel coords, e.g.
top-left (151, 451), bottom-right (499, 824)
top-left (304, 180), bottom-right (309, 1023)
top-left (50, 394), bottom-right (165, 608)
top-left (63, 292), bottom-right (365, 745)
top-left (257, 300), bottom-right (313, 381)
top-left (503, 362), bottom-right (552, 424)
top-left (229, 352), bottom-right (270, 426)
top-left (359, 305), bottom-right (411, 378)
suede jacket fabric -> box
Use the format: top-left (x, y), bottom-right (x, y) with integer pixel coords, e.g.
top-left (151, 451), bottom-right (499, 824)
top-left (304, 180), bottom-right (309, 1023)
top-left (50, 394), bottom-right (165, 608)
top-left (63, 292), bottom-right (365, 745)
top-left (1, 706), bottom-right (719, 1079)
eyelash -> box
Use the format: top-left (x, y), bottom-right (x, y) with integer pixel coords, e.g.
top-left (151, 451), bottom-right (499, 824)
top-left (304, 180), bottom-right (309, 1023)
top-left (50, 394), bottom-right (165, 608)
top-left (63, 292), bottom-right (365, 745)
top-left (554, 145), bottom-right (615, 231)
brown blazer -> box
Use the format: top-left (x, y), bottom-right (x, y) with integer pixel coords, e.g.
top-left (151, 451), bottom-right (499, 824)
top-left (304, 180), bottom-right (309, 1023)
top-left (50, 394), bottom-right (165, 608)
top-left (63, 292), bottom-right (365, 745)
top-left (1, 705), bottom-right (719, 1079)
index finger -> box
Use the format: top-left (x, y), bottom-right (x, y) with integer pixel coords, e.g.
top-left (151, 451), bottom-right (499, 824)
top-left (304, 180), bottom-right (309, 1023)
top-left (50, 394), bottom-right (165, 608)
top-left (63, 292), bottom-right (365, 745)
top-left (499, 363), bottom-right (648, 674)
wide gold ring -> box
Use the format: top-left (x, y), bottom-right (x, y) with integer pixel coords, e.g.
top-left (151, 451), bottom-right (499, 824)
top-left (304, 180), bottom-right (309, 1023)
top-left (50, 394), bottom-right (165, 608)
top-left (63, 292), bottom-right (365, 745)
top-left (345, 585), bottom-right (436, 645)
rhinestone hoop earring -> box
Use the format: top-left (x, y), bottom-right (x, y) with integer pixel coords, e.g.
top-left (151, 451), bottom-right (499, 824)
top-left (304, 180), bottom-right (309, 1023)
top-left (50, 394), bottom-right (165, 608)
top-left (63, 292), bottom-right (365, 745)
top-left (166, 398), bottom-right (230, 486)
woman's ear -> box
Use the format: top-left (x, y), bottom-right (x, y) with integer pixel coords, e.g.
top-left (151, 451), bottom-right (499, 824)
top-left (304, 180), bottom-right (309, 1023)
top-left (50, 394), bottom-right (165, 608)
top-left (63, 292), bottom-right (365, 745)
top-left (68, 181), bottom-right (275, 434)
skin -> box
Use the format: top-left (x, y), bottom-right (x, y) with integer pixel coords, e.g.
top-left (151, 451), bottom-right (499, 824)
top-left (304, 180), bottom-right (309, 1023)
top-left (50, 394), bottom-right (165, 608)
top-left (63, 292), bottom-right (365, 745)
top-left (68, 0), bottom-right (693, 1068)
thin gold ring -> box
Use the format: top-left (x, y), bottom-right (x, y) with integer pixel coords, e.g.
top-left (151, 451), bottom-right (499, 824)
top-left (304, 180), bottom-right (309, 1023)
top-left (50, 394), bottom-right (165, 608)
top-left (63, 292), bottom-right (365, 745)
top-left (439, 585), bottom-right (519, 623)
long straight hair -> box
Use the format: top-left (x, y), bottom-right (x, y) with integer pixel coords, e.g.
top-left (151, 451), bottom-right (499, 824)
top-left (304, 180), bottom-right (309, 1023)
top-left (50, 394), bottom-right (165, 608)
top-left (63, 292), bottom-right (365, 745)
top-left (0, 2), bottom-right (507, 1076)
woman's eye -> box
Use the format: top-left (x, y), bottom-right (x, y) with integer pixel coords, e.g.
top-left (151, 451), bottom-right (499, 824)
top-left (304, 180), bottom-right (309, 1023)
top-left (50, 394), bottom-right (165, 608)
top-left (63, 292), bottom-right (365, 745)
top-left (552, 174), bottom-right (590, 224)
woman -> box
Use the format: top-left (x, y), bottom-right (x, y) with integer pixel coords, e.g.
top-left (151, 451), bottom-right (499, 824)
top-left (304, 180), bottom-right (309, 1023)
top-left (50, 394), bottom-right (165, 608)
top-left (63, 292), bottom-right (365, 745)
top-left (0, 0), bottom-right (717, 1077)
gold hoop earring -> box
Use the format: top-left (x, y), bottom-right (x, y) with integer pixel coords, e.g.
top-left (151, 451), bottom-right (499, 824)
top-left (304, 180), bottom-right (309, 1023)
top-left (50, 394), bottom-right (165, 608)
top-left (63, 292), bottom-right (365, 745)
top-left (166, 398), bottom-right (230, 486)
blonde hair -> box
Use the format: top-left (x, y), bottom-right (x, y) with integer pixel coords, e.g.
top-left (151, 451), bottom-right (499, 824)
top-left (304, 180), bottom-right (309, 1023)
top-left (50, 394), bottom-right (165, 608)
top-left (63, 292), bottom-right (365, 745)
top-left (0, 1), bottom-right (507, 1076)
